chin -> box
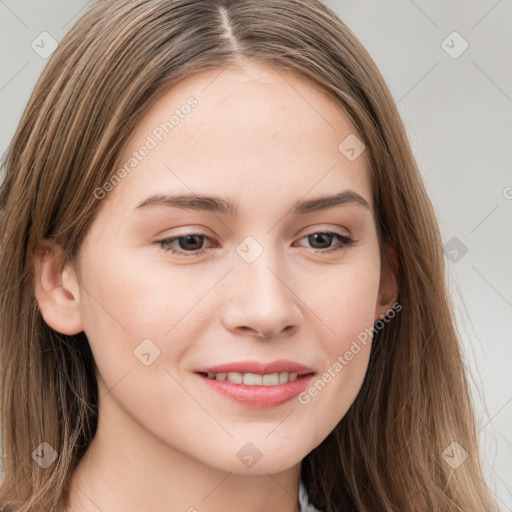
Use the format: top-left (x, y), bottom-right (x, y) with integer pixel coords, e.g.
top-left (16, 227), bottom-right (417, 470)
top-left (198, 440), bottom-right (309, 475)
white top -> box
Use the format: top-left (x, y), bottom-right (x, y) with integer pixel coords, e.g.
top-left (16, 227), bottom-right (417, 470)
top-left (299, 479), bottom-right (324, 511)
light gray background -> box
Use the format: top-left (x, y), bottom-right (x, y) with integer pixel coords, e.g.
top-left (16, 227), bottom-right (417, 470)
top-left (0, 0), bottom-right (511, 509)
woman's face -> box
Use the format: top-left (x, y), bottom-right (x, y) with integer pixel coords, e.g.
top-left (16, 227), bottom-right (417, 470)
top-left (52, 61), bottom-right (396, 475)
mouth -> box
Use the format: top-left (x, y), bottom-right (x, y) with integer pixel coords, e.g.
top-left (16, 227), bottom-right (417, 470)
top-left (194, 360), bottom-right (316, 408)
top-left (195, 359), bottom-right (315, 378)
top-left (196, 371), bottom-right (314, 386)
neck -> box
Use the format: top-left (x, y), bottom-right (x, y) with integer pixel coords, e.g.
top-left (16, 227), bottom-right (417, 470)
top-left (61, 385), bottom-right (302, 512)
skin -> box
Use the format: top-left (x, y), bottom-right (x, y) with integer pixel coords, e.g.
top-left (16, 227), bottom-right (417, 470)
top-left (34, 60), bottom-right (397, 512)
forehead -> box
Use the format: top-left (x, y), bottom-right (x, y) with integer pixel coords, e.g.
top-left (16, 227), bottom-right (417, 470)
top-left (100, 61), bottom-right (371, 216)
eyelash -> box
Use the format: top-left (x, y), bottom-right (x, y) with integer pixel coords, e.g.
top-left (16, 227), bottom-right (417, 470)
top-left (156, 230), bottom-right (355, 257)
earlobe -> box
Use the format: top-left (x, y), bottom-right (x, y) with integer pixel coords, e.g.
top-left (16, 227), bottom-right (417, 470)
top-left (33, 240), bottom-right (84, 335)
top-left (374, 244), bottom-right (399, 322)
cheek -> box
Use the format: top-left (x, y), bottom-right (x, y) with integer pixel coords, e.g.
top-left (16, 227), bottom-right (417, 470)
top-left (294, 259), bottom-right (380, 434)
top-left (79, 240), bottom-right (381, 362)
top-left (77, 248), bottom-right (213, 375)
top-left (306, 258), bottom-right (381, 345)
top-left (74, 239), bottom-right (381, 471)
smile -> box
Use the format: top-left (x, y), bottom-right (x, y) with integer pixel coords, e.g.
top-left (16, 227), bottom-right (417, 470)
top-left (196, 371), bottom-right (315, 408)
top-left (200, 371), bottom-right (299, 385)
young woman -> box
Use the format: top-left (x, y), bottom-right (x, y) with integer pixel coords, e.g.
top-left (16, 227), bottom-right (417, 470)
top-left (0, 0), bottom-right (499, 511)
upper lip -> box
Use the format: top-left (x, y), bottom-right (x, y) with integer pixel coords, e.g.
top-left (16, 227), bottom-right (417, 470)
top-left (195, 359), bottom-right (315, 376)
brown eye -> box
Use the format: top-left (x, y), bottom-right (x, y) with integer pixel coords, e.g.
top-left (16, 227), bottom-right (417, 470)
top-left (157, 234), bottom-right (214, 256)
top-left (295, 231), bottom-right (355, 254)
top-left (174, 234), bottom-right (205, 251)
top-left (156, 230), bottom-right (355, 258)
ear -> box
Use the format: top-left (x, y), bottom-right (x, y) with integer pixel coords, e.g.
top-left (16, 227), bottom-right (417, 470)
top-left (33, 239), bottom-right (84, 335)
top-left (374, 243), bottom-right (399, 322)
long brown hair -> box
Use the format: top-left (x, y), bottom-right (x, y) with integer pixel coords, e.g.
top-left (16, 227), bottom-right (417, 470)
top-left (0, 0), bottom-right (499, 510)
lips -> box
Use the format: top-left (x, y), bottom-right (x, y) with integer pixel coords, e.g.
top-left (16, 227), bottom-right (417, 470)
top-left (195, 359), bottom-right (315, 376)
top-left (194, 359), bottom-right (316, 408)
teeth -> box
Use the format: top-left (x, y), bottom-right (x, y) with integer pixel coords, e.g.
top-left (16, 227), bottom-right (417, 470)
top-left (244, 373), bottom-right (262, 385)
top-left (227, 372), bottom-right (243, 384)
top-left (205, 371), bottom-right (299, 385)
top-left (262, 373), bottom-right (279, 385)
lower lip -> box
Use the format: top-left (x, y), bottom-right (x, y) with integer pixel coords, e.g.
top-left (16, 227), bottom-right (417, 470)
top-left (196, 373), bottom-right (315, 408)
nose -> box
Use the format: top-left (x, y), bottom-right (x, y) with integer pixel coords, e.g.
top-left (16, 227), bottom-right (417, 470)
top-left (220, 248), bottom-right (303, 340)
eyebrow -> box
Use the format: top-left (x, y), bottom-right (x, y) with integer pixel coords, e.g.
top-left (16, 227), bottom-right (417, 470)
top-left (135, 190), bottom-right (370, 216)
